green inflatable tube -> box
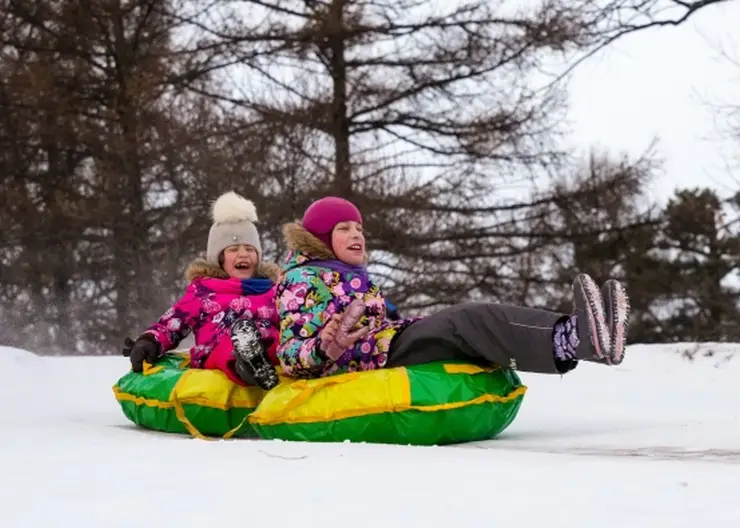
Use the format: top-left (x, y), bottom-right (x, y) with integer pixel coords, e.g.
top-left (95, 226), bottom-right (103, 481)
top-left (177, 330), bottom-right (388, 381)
top-left (114, 355), bottom-right (526, 445)
top-left (113, 352), bottom-right (266, 439)
top-left (248, 361), bottom-right (527, 446)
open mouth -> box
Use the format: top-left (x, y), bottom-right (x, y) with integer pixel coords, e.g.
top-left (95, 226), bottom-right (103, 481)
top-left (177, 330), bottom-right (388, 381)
top-left (347, 244), bottom-right (363, 252)
top-left (234, 262), bottom-right (251, 270)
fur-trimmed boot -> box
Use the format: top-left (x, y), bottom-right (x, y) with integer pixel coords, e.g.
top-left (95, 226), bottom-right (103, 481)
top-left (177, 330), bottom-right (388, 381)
top-left (552, 274), bottom-right (630, 370)
top-left (323, 298), bottom-right (369, 360)
top-left (572, 273), bottom-right (612, 363)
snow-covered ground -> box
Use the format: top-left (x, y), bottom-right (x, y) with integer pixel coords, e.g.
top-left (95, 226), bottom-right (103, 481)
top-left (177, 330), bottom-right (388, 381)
top-left (0, 343), bottom-right (738, 527)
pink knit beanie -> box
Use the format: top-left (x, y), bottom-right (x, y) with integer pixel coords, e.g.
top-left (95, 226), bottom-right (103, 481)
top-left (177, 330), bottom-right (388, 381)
top-left (302, 196), bottom-right (363, 250)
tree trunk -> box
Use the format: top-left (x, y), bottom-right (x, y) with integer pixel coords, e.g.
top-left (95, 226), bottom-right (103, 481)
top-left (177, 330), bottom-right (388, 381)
top-left (327, 0), bottom-right (352, 198)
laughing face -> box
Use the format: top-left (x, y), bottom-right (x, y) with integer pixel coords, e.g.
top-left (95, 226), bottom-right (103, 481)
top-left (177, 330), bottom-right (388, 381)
top-left (331, 221), bottom-right (366, 266)
top-left (222, 244), bottom-right (259, 279)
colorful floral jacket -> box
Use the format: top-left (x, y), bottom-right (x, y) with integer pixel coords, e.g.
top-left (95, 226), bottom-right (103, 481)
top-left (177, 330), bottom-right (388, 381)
top-left (276, 223), bottom-right (419, 378)
top-left (140, 258), bottom-right (282, 371)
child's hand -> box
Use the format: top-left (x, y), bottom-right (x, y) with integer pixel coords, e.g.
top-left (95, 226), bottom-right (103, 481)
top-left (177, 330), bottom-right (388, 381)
top-left (319, 314), bottom-right (342, 347)
top-left (123, 335), bottom-right (161, 372)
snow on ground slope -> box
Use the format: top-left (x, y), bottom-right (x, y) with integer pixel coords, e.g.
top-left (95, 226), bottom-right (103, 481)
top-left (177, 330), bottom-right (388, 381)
top-left (0, 343), bottom-right (738, 527)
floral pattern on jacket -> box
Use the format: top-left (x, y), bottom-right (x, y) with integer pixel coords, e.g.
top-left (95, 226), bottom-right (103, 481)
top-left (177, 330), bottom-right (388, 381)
top-left (140, 259), bottom-right (281, 369)
top-left (276, 223), bottom-right (419, 378)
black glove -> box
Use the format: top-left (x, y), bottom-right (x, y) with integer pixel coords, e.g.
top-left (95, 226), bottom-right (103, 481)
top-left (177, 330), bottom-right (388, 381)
top-left (122, 335), bottom-right (161, 373)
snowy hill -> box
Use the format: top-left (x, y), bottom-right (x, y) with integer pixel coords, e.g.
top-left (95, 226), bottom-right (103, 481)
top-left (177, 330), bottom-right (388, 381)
top-left (0, 343), bottom-right (738, 527)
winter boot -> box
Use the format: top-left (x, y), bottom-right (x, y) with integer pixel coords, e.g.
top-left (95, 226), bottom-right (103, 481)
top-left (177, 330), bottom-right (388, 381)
top-left (572, 273), bottom-right (611, 363)
top-left (324, 298), bottom-right (368, 360)
top-left (231, 319), bottom-right (279, 391)
top-left (601, 279), bottom-right (630, 365)
top-left (338, 298), bottom-right (367, 337)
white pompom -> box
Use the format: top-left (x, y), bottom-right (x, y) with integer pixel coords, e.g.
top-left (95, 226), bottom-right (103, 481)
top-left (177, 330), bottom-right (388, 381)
top-left (211, 191), bottom-right (258, 224)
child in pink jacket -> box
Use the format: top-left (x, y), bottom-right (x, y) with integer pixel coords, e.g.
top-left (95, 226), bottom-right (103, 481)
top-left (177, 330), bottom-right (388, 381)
top-left (122, 191), bottom-right (281, 390)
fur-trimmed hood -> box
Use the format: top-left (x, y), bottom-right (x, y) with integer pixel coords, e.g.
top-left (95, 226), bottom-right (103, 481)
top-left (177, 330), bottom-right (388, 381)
top-left (282, 221), bottom-right (370, 270)
top-left (184, 257), bottom-right (283, 283)
top-left (282, 222), bottom-right (337, 261)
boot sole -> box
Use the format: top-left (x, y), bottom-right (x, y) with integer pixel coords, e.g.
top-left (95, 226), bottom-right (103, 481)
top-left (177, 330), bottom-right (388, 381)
top-left (231, 319), bottom-right (279, 390)
top-left (574, 273), bottom-right (610, 361)
top-left (602, 279), bottom-right (630, 365)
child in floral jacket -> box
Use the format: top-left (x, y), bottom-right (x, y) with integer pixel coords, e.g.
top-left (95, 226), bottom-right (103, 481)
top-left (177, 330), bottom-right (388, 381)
top-left (277, 223), bottom-right (418, 378)
top-left (122, 191), bottom-right (281, 390)
top-left (276, 197), bottom-right (631, 379)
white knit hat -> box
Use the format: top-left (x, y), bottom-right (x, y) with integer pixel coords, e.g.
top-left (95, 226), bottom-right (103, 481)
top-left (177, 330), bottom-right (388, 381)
top-left (206, 191), bottom-right (262, 266)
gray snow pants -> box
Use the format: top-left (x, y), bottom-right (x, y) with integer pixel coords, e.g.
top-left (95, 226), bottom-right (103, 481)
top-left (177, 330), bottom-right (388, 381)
top-left (386, 302), bottom-right (568, 375)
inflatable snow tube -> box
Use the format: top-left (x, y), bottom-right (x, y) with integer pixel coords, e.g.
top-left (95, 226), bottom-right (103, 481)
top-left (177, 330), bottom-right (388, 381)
top-left (249, 361), bottom-right (527, 446)
top-left (113, 352), bottom-right (267, 439)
